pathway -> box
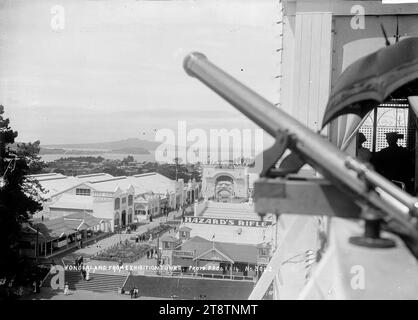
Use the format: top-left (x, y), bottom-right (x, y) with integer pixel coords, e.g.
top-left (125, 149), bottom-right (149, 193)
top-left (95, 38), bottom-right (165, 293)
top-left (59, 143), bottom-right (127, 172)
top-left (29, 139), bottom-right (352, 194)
top-left (57, 209), bottom-right (182, 262)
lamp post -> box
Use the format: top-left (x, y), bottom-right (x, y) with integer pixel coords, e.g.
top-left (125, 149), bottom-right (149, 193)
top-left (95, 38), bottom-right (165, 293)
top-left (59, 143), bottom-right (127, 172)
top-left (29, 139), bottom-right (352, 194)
top-left (35, 227), bottom-right (39, 264)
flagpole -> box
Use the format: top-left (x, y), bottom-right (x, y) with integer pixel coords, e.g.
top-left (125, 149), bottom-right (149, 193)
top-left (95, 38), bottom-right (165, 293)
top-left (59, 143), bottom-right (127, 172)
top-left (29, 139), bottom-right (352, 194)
top-left (212, 233), bottom-right (215, 250)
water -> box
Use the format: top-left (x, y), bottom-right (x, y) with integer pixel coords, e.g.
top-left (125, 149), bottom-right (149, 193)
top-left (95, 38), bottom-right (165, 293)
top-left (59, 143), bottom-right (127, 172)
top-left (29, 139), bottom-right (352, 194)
top-left (41, 153), bottom-right (156, 163)
top-left (41, 148), bottom-right (258, 164)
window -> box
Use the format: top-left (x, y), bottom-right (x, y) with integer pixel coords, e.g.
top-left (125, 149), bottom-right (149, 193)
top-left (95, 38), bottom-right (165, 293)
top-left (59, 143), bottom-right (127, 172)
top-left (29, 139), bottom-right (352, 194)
top-left (122, 197), bottom-right (127, 204)
top-left (128, 195), bottom-right (133, 206)
top-left (114, 198), bottom-right (120, 210)
top-left (259, 248), bottom-right (269, 257)
top-left (164, 242), bottom-right (171, 250)
top-left (76, 188), bottom-right (91, 196)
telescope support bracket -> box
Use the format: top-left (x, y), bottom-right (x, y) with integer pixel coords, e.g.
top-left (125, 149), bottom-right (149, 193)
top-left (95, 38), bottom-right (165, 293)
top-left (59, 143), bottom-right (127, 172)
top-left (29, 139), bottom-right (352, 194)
top-left (255, 178), bottom-right (396, 249)
top-left (254, 177), bottom-right (363, 218)
top-left (259, 131), bottom-right (305, 178)
top-left (259, 131), bottom-right (289, 178)
top-left (349, 208), bottom-right (396, 248)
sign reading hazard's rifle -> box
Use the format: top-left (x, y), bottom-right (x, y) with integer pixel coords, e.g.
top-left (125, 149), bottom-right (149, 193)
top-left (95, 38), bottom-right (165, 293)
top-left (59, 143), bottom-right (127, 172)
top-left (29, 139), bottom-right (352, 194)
top-left (183, 216), bottom-right (272, 227)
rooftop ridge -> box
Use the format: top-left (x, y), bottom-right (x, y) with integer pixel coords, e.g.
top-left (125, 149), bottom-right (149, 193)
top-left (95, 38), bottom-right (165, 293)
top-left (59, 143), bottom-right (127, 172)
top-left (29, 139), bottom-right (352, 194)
top-left (77, 173), bottom-right (110, 178)
top-left (90, 176), bottom-right (127, 183)
top-left (27, 173), bottom-right (61, 177)
top-left (133, 172), bottom-right (157, 177)
top-left (31, 176), bottom-right (69, 182)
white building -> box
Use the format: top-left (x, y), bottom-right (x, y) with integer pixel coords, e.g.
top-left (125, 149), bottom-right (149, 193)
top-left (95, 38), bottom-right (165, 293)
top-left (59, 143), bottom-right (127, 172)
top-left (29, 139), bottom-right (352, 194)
top-left (31, 173), bottom-right (134, 232)
top-left (29, 172), bottom-right (192, 232)
top-left (127, 172), bottom-right (185, 210)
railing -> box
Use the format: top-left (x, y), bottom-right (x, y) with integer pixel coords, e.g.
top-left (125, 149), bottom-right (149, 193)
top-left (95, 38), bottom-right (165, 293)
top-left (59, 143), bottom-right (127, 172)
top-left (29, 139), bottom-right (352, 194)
top-left (141, 270), bottom-right (254, 282)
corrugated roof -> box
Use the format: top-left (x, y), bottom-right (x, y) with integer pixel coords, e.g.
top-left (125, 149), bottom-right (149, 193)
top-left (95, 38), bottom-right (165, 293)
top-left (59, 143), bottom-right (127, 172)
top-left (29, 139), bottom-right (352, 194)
top-left (88, 176), bottom-right (134, 192)
top-left (27, 173), bottom-right (65, 180)
top-left (127, 173), bottom-right (176, 195)
top-left (35, 176), bottom-right (81, 198)
top-left (32, 218), bottom-right (75, 240)
top-left (76, 173), bottom-right (114, 182)
top-left (177, 236), bottom-right (259, 264)
top-left (30, 212), bottom-right (103, 241)
top-left (28, 173), bottom-right (118, 198)
top-left (64, 212), bottom-right (106, 226)
top-left (49, 194), bottom-right (94, 210)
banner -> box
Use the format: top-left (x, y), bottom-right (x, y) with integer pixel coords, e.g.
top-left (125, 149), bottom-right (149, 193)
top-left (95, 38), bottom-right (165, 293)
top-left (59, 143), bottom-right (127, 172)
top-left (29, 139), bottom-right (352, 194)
top-left (183, 216), bottom-right (272, 227)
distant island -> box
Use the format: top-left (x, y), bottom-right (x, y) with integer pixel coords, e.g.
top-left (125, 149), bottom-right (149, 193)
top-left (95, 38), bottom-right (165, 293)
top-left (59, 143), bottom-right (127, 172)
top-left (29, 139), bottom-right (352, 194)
top-left (39, 138), bottom-right (162, 155)
top-left (43, 138), bottom-right (161, 151)
top-left (40, 147), bottom-right (150, 155)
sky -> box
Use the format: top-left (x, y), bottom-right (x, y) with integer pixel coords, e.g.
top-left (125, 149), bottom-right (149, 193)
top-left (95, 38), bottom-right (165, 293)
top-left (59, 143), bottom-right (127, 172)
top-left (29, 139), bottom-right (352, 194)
top-left (0, 0), bottom-right (280, 145)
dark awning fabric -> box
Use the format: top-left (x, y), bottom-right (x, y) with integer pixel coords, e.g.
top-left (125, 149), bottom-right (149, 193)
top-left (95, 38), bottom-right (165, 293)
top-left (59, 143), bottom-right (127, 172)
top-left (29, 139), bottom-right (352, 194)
top-left (322, 37), bottom-right (418, 128)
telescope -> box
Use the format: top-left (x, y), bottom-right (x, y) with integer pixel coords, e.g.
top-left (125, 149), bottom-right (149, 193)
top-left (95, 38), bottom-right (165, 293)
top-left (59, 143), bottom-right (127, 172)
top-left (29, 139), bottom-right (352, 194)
top-left (183, 52), bottom-right (418, 248)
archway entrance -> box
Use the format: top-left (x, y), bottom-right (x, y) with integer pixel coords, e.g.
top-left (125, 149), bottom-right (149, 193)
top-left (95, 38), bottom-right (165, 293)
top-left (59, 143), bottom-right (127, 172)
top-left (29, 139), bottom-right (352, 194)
top-left (121, 210), bottom-right (126, 226)
top-left (215, 175), bottom-right (234, 202)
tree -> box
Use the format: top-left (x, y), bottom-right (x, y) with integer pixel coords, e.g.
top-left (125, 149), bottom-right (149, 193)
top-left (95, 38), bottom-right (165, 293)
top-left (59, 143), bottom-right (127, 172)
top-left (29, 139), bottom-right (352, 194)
top-left (16, 140), bottom-right (47, 174)
top-left (0, 105), bottom-right (44, 285)
top-left (121, 155), bottom-right (134, 165)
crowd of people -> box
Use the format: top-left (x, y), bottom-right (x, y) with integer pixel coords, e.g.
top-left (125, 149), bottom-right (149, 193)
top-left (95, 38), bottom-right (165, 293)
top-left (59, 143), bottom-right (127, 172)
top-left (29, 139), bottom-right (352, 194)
top-left (357, 131), bottom-right (414, 192)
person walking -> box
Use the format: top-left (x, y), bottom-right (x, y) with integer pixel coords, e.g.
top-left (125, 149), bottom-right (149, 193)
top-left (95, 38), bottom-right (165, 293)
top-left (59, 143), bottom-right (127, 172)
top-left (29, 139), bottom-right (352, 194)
top-left (82, 269), bottom-right (86, 281)
top-left (64, 283), bottom-right (69, 296)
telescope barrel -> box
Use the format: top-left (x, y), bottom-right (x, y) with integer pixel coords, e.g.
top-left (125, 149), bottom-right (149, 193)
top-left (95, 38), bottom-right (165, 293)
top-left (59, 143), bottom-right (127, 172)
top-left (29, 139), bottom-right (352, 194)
top-left (183, 52), bottom-right (418, 228)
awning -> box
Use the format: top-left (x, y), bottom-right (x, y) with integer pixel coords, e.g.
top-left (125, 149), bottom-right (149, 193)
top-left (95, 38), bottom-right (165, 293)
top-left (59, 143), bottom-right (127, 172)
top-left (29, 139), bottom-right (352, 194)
top-left (322, 37), bottom-right (418, 128)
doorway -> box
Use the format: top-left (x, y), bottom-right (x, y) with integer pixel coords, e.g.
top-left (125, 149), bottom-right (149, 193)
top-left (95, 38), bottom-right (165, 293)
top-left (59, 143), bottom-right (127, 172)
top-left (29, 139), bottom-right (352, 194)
top-left (358, 98), bottom-right (416, 194)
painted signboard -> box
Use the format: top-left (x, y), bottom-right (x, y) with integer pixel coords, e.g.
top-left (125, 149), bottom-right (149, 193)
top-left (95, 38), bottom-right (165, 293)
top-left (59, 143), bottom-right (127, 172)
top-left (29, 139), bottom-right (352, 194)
top-left (182, 216), bottom-right (272, 227)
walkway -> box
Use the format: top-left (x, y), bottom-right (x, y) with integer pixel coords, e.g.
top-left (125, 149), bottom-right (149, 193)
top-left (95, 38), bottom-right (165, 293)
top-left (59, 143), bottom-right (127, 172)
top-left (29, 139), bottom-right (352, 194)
top-left (82, 228), bottom-right (181, 276)
top-left (53, 209), bottom-right (183, 263)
